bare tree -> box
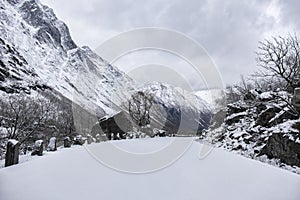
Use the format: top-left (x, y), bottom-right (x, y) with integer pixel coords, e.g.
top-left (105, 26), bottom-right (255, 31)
top-left (0, 93), bottom-right (55, 144)
top-left (128, 91), bottom-right (154, 128)
top-left (256, 34), bottom-right (300, 92)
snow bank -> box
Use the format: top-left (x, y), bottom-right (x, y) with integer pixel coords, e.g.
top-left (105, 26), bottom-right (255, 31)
top-left (7, 139), bottom-right (19, 146)
top-left (0, 138), bottom-right (299, 200)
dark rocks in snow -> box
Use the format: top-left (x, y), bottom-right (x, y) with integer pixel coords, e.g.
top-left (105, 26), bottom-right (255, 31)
top-left (233, 144), bottom-right (244, 151)
top-left (227, 102), bottom-right (248, 116)
top-left (5, 139), bottom-right (20, 167)
top-left (256, 107), bottom-right (281, 127)
top-left (47, 137), bottom-right (57, 151)
top-left (31, 140), bottom-right (43, 156)
top-left (153, 129), bottom-right (166, 137)
top-left (225, 112), bottom-right (248, 125)
top-left (73, 135), bottom-right (84, 145)
top-left (63, 137), bottom-right (72, 148)
top-left (255, 102), bottom-right (267, 114)
top-left (256, 106), bottom-right (298, 128)
top-left (259, 133), bottom-right (300, 167)
top-left (210, 90), bottom-right (300, 171)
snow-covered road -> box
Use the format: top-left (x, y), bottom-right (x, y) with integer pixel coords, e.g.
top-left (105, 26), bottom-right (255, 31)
top-left (0, 138), bottom-right (299, 200)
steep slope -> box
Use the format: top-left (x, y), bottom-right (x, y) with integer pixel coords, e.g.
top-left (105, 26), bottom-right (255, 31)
top-left (0, 0), bottom-right (134, 116)
top-left (0, 0), bottom-right (211, 135)
top-left (203, 90), bottom-right (300, 173)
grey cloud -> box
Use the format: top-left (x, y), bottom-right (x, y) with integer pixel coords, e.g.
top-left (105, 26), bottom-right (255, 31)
top-left (279, 0), bottom-right (300, 30)
top-left (41, 0), bottom-right (300, 87)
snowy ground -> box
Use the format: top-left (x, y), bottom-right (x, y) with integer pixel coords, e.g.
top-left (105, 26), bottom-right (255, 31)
top-left (0, 138), bottom-right (299, 200)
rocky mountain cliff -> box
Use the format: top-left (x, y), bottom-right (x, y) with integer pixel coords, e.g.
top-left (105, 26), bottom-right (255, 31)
top-left (0, 0), bottom-right (211, 135)
top-left (0, 0), bottom-right (136, 116)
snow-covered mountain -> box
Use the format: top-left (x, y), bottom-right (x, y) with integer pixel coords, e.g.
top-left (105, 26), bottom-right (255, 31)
top-left (138, 82), bottom-right (212, 134)
top-left (0, 0), bottom-right (136, 116)
top-left (195, 89), bottom-right (226, 112)
top-left (0, 0), bottom-right (211, 133)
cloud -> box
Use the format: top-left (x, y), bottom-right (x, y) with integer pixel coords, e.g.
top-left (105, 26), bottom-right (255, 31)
top-left (41, 0), bottom-right (300, 88)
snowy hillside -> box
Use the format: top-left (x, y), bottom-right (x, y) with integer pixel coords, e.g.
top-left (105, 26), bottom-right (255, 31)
top-left (0, 0), bottom-right (211, 128)
top-left (202, 90), bottom-right (300, 174)
top-left (0, 138), bottom-right (299, 200)
top-left (0, 0), bottom-right (135, 115)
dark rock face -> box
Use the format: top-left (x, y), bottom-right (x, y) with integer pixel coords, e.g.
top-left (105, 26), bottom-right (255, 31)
top-left (19, 0), bottom-right (76, 51)
top-left (256, 107), bottom-right (281, 127)
top-left (99, 111), bottom-right (133, 140)
top-left (5, 140), bottom-right (20, 167)
top-left (227, 102), bottom-right (248, 116)
top-left (211, 90), bottom-right (300, 171)
top-left (255, 102), bottom-right (267, 114)
top-left (225, 112), bottom-right (248, 125)
top-left (260, 133), bottom-right (300, 167)
top-left (256, 106), bottom-right (298, 127)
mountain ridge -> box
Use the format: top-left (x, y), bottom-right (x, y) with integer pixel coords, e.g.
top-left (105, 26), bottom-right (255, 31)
top-left (0, 0), bottom-right (211, 135)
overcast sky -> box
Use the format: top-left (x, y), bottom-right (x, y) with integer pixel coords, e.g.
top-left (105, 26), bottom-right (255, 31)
top-left (41, 0), bottom-right (299, 89)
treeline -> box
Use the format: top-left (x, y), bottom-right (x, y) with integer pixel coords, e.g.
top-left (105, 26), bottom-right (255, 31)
top-left (0, 90), bottom-right (76, 159)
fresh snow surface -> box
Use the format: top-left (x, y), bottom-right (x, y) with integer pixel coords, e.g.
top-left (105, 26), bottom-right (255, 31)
top-left (7, 139), bottom-right (19, 146)
top-left (0, 138), bottom-right (299, 200)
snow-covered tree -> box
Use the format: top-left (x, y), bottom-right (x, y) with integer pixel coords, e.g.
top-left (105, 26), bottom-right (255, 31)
top-left (128, 91), bottom-right (154, 128)
top-left (256, 34), bottom-right (300, 92)
top-left (0, 93), bottom-right (55, 143)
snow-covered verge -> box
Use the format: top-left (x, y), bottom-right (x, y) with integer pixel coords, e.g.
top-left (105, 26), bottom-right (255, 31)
top-left (0, 138), bottom-right (299, 200)
top-left (202, 90), bottom-right (300, 174)
top-left (0, 146), bottom-right (67, 168)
